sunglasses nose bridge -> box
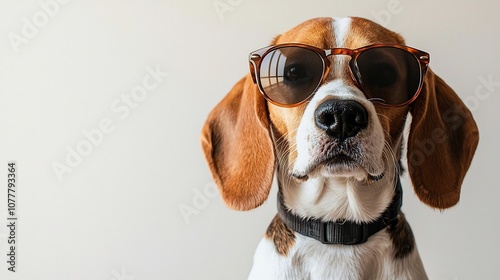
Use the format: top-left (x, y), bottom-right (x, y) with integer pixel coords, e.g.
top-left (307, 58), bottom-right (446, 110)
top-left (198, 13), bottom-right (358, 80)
top-left (322, 51), bottom-right (356, 82)
top-left (324, 48), bottom-right (355, 65)
top-left (325, 51), bottom-right (353, 61)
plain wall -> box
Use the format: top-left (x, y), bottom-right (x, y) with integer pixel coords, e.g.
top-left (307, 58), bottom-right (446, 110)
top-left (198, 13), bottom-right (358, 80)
top-left (0, 0), bottom-right (498, 279)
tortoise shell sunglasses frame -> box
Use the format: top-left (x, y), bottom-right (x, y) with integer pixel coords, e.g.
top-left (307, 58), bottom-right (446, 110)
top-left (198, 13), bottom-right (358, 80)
top-left (248, 43), bottom-right (430, 108)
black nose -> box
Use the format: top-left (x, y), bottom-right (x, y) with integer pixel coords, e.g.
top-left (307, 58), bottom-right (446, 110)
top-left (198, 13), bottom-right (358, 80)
top-left (314, 100), bottom-right (368, 141)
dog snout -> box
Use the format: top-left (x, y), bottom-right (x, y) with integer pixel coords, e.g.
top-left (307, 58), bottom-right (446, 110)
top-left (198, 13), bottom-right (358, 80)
top-left (314, 100), bottom-right (368, 141)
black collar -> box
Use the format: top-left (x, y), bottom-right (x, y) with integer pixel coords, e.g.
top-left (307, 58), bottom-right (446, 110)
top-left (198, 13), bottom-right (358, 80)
top-left (277, 177), bottom-right (402, 245)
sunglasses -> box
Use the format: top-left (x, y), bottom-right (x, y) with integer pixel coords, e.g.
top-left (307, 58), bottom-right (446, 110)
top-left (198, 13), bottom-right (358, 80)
top-left (248, 43), bottom-right (430, 107)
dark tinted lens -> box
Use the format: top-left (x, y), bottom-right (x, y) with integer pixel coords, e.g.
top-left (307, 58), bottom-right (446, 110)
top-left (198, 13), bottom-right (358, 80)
top-left (259, 47), bottom-right (324, 105)
top-left (355, 47), bottom-right (420, 105)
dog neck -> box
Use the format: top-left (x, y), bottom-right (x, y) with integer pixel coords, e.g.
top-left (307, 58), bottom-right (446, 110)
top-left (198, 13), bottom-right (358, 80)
top-left (277, 165), bottom-right (398, 224)
top-left (277, 175), bottom-right (402, 245)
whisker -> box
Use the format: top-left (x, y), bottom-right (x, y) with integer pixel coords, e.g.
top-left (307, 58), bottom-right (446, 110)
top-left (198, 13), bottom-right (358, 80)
top-left (381, 139), bottom-right (400, 181)
top-left (271, 127), bottom-right (300, 187)
top-left (376, 112), bottom-right (392, 124)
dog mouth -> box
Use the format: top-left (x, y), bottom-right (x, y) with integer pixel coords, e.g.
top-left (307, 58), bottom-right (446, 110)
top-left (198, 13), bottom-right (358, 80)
top-left (291, 152), bottom-right (384, 182)
top-left (323, 154), bottom-right (357, 167)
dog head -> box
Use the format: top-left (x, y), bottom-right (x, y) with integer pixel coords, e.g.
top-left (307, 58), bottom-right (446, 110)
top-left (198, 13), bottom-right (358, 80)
top-left (201, 17), bottom-right (479, 212)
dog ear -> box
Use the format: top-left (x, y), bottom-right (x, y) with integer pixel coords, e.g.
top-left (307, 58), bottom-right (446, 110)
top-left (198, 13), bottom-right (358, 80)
top-left (201, 75), bottom-right (275, 211)
top-left (407, 69), bottom-right (479, 209)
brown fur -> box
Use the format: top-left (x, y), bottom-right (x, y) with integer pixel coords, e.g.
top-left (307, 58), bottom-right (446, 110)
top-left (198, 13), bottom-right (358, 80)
top-left (407, 69), bottom-right (479, 208)
top-left (388, 213), bottom-right (415, 259)
top-left (265, 215), bottom-right (296, 256)
top-left (201, 76), bottom-right (275, 210)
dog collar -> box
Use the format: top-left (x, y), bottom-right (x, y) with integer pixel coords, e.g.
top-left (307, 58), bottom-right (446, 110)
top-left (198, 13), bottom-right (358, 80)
top-left (277, 177), bottom-right (402, 245)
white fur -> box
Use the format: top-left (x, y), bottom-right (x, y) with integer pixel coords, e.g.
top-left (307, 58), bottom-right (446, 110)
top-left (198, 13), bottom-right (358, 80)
top-left (289, 78), bottom-right (390, 223)
top-left (333, 17), bottom-right (351, 47)
top-left (249, 17), bottom-right (428, 279)
top-left (249, 232), bottom-right (427, 280)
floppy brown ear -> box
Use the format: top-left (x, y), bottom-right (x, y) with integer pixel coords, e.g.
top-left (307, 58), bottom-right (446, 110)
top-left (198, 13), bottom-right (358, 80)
top-left (201, 75), bottom-right (275, 211)
top-left (407, 69), bottom-right (479, 209)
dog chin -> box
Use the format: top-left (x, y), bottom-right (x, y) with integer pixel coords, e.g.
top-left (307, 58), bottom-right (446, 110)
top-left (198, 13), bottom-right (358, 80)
top-left (318, 163), bottom-right (369, 181)
top-left (293, 161), bottom-right (385, 183)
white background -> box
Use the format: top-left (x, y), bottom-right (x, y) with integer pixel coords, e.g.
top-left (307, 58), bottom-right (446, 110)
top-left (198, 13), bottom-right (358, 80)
top-left (0, 0), bottom-right (499, 279)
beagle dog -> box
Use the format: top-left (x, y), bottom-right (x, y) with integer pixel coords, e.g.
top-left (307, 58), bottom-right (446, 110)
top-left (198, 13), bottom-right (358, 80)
top-left (201, 17), bottom-right (479, 279)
